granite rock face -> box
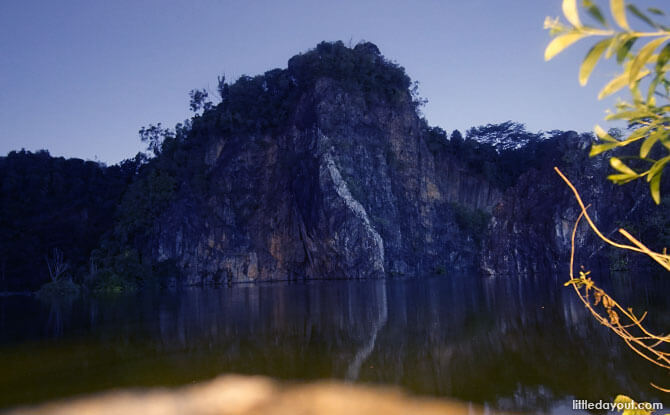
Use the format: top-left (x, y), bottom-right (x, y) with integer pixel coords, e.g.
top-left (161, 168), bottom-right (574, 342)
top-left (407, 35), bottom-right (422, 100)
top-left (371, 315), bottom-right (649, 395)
top-left (152, 78), bottom-right (497, 284)
top-left (480, 133), bottom-right (656, 277)
top-left (147, 44), bottom-right (660, 284)
top-left (150, 85), bottom-right (658, 283)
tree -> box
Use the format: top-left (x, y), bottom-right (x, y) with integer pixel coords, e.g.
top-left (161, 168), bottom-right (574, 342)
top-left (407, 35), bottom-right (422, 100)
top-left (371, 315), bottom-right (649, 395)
top-left (217, 75), bottom-right (229, 102)
top-left (189, 88), bottom-right (212, 113)
top-left (45, 248), bottom-right (68, 282)
top-left (465, 121), bottom-right (541, 151)
top-left (545, 0), bottom-right (670, 204)
top-left (449, 129), bottom-right (464, 147)
top-left (139, 123), bottom-right (173, 157)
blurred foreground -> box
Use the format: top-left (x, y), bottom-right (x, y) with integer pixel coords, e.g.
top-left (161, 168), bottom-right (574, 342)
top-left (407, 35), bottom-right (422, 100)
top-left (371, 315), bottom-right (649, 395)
top-left (5, 375), bottom-right (499, 415)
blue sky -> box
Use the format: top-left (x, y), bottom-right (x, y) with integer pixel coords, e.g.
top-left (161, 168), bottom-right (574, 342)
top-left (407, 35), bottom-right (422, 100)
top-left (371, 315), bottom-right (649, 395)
top-left (0, 0), bottom-right (662, 163)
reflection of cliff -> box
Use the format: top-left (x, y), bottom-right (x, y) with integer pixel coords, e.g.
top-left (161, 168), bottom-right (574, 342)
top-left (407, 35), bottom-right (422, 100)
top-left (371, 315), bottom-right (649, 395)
top-left (0, 279), bottom-right (667, 410)
top-left (370, 278), bottom-right (669, 411)
top-left (346, 281), bottom-right (387, 381)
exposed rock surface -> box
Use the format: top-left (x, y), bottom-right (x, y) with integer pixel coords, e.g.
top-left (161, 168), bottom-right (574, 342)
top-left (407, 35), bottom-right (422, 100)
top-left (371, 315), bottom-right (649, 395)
top-left (153, 77), bottom-right (497, 284)
top-left (481, 133), bottom-right (658, 277)
top-left (145, 43), bottom-right (661, 283)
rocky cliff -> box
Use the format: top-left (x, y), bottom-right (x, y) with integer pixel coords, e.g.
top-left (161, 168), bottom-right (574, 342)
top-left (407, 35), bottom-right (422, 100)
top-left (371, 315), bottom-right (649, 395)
top-left (480, 133), bottom-right (663, 278)
top-left (152, 73), bottom-right (497, 284)
top-left (3, 42), bottom-right (665, 293)
top-left (132, 41), bottom-right (664, 285)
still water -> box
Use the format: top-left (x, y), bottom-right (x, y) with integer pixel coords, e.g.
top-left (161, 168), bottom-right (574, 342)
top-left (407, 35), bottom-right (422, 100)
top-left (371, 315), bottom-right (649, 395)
top-left (0, 275), bottom-right (668, 413)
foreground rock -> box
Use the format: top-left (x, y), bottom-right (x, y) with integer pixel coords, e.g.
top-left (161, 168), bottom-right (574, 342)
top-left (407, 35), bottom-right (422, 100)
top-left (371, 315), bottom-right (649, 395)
top-left (5, 375), bottom-right (504, 415)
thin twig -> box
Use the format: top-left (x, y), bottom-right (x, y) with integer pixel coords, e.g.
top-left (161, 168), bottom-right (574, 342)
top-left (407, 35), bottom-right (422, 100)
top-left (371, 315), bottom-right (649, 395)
top-left (557, 167), bottom-right (669, 391)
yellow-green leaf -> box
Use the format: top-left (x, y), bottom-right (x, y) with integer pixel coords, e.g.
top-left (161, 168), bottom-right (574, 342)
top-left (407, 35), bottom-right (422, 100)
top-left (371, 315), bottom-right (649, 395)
top-left (584, 0), bottom-right (608, 26)
top-left (563, 0), bottom-right (582, 27)
top-left (614, 395), bottom-right (633, 405)
top-left (647, 74), bottom-right (662, 105)
top-left (594, 125), bottom-right (618, 141)
top-left (662, 135), bottom-right (670, 150)
top-left (640, 130), bottom-right (664, 157)
top-left (598, 70), bottom-right (652, 99)
top-left (608, 173), bottom-right (638, 184)
top-left (604, 109), bottom-right (653, 121)
top-left (610, 0), bottom-right (630, 30)
top-left (610, 157), bottom-right (638, 175)
top-left (629, 37), bottom-right (668, 85)
top-left (580, 39), bottom-right (613, 85)
top-left (616, 36), bottom-right (637, 63)
top-left (647, 155), bottom-right (670, 180)
top-left (590, 142), bottom-right (619, 156)
top-left (656, 43), bottom-right (670, 72)
top-left (545, 33), bottom-right (587, 61)
top-left (622, 409), bottom-right (652, 415)
top-left (624, 126), bottom-right (652, 144)
top-left (650, 170), bottom-right (661, 204)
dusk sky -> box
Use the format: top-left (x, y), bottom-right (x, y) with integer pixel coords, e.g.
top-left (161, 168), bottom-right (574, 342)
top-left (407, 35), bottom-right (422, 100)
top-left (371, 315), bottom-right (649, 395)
top-left (0, 0), bottom-right (659, 164)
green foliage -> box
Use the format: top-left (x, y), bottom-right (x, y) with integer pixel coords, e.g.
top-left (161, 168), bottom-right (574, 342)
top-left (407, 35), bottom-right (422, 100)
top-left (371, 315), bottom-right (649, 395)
top-left (139, 124), bottom-right (176, 157)
top-left (466, 121), bottom-right (542, 151)
top-left (36, 279), bottom-right (81, 301)
top-left (613, 194), bottom-right (670, 253)
top-left (85, 112), bottom-right (210, 292)
top-left (545, 0), bottom-right (670, 203)
top-left (427, 123), bottom-right (587, 190)
top-left (114, 168), bottom-right (177, 243)
top-left (450, 203), bottom-right (490, 243)
top-left (0, 150), bottom-right (135, 291)
top-left (91, 270), bottom-right (139, 294)
top-left (288, 41), bottom-right (412, 105)
top-left (202, 41), bottom-right (415, 138)
top-left (88, 244), bottom-right (145, 294)
top-left (189, 89), bottom-right (212, 113)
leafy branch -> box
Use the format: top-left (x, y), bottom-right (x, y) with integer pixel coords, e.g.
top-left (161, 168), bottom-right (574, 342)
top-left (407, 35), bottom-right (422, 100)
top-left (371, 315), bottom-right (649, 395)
top-left (546, 0), bottom-right (670, 203)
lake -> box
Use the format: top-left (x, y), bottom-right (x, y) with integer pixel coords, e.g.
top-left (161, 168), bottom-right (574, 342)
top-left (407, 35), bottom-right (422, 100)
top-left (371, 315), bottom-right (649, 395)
top-left (0, 274), bottom-right (668, 413)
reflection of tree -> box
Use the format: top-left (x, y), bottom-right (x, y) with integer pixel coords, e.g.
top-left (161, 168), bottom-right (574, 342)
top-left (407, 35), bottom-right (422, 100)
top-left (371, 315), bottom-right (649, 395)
top-left (0, 256), bottom-right (6, 291)
top-left (43, 297), bottom-right (76, 338)
top-left (45, 303), bottom-right (64, 338)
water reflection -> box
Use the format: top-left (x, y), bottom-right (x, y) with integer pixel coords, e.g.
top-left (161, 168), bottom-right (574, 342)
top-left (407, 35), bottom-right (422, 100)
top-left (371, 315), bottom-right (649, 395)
top-left (346, 280), bottom-right (387, 381)
top-left (0, 275), bottom-right (667, 412)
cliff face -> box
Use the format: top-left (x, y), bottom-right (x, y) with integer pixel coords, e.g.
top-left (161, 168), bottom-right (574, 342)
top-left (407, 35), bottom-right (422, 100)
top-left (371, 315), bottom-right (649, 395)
top-left (140, 43), bottom-right (663, 285)
top-left (3, 43), bottom-right (664, 292)
top-left (152, 77), bottom-right (498, 284)
top-left (480, 133), bottom-right (657, 277)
